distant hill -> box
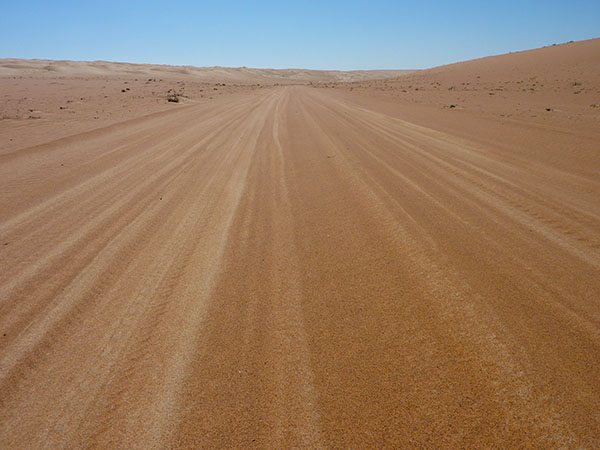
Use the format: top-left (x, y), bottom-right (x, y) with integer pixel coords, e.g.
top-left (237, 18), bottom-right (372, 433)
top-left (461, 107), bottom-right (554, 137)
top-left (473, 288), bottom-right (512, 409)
top-left (0, 58), bottom-right (413, 84)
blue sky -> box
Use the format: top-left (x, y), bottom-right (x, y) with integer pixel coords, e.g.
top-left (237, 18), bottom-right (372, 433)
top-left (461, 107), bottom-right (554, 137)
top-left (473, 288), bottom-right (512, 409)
top-left (1, 1), bottom-right (599, 70)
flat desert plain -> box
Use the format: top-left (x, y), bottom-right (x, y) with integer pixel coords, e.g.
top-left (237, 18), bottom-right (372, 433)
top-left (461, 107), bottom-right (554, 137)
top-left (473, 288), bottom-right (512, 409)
top-left (1, 39), bottom-right (600, 448)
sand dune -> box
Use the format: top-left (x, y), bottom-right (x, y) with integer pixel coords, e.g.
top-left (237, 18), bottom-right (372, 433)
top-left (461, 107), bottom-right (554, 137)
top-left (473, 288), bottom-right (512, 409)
top-left (0, 58), bottom-right (411, 83)
top-left (1, 40), bottom-right (599, 447)
top-left (338, 38), bottom-right (600, 131)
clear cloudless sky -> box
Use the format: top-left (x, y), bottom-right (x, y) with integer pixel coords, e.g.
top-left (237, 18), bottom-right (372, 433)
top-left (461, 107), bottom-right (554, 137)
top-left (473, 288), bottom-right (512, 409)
top-left (1, 0), bottom-right (599, 70)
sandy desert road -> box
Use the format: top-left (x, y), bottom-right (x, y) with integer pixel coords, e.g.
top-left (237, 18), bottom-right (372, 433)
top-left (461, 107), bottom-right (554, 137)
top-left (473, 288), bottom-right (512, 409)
top-left (1, 86), bottom-right (599, 448)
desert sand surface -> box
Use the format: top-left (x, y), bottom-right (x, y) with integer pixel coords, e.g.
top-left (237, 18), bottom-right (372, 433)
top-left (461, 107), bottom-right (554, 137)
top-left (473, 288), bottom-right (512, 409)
top-left (0, 60), bottom-right (410, 154)
top-left (1, 39), bottom-right (599, 448)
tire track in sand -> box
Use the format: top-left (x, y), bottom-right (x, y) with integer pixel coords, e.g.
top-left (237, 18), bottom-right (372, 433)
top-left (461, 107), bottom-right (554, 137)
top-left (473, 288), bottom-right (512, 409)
top-left (266, 89), bottom-right (323, 448)
top-left (0, 91), bottom-right (278, 448)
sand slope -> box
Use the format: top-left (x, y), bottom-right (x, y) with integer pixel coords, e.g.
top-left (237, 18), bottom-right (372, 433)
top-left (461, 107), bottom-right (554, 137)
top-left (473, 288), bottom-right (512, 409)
top-left (339, 38), bottom-right (600, 131)
top-left (1, 41), bottom-right (599, 448)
